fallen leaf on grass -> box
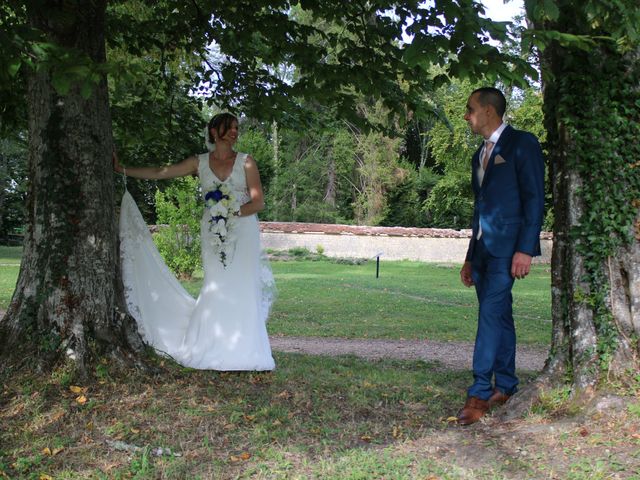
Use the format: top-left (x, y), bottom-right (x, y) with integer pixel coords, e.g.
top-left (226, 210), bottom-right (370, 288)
top-left (50, 410), bottom-right (65, 422)
top-left (39, 475), bottom-right (53, 480)
top-left (69, 385), bottom-right (87, 394)
top-left (579, 427), bottom-right (589, 437)
top-left (229, 452), bottom-right (251, 462)
top-left (360, 435), bottom-right (372, 443)
top-left (42, 446), bottom-right (64, 456)
top-left (446, 416), bottom-right (459, 422)
top-left (276, 390), bottom-right (293, 399)
top-left (75, 395), bottom-right (88, 405)
top-left (250, 374), bottom-right (269, 385)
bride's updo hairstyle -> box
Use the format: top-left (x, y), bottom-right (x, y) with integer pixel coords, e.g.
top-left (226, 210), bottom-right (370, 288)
top-left (208, 113), bottom-right (238, 144)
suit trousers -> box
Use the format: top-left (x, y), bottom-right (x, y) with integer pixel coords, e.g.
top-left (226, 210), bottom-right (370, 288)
top-left (468, 237), bottom-right (518, 400)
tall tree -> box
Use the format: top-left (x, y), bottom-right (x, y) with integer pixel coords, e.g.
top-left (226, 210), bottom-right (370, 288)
top-left (1, 0), bottom-right (145, 375)
top-left (506, 0), bottom-right (640, 414)
top-left (0, 0), bottom-right (531, 376)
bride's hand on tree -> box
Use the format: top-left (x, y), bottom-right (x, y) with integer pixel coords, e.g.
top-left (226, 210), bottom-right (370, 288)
top-left (113, 151), bottom-right (124, 174)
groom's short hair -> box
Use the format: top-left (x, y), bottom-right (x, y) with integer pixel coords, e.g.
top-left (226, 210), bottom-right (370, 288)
top-left (472, 87), bottom-right (507, 117)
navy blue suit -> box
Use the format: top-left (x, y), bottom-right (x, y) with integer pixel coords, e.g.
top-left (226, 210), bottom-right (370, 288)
top-left (465, 124), bottom-right (544, 400)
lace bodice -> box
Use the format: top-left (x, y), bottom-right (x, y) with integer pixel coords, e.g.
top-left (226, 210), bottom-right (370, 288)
top-left (197, 152), bottom-right (250, 204)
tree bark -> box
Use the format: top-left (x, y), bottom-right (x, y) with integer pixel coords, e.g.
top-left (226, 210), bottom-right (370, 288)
top-left (0, 1), bottom-right (144, 378)
top-left (504, 5), bottom-right (640, 418)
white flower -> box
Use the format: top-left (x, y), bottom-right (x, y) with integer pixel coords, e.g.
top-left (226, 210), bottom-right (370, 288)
top-left (211, 220), bottom-right (227, 237)
top-left (209, 202), bottom-right (229, 218)
top-left (228, 198), bottom-right (241, 214)
top-left (205, 182), bottom-right (239, 267)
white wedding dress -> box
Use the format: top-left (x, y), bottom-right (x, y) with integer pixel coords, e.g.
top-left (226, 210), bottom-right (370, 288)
top-left (119, 152), bottom-right (276, 371)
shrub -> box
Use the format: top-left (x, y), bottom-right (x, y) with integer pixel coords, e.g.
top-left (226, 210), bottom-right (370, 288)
top-left (153, 177), bottom-right (203, 279)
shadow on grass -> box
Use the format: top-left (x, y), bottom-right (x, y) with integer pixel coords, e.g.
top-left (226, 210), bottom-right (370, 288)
top-left (0, 351), bottom-right (540, 479)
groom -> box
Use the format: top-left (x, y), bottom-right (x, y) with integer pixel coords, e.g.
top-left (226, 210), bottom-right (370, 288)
top-left (457, 87), bottom-right (545, 425)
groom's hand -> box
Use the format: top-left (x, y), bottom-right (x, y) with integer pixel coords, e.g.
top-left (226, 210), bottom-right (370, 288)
top-left (511, 252), bottom-right (532, 279)
top-left (460, 261), bottom-right (474, 287)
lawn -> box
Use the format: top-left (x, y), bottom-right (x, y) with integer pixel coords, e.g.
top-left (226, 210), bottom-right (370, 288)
top-left (267, 259), bottom-right (551, 345)
top-left (2, 246), bottom-right (639, 479)
top-left (1, 246), bottom-right (551, 346)
top-left (2, 351), bottom-right (638, 479)
top-left (0, 246), bottom-right (22, 311)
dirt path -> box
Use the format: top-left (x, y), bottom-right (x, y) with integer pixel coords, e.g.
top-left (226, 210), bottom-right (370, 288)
top-left (269, 336), bottom-right (548, 371)
top-left (1, 309), bottom-right (546, 370)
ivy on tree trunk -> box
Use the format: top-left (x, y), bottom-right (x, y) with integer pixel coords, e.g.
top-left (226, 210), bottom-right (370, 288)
top-left (505, 1), bottom-right (640, 416)
top-left (0, 0), bottom-right (143, 378)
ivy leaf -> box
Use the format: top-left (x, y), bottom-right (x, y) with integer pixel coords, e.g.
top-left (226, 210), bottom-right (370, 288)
top-left (526, 0), bottom-right (560, 22)
top-left (8, 60), bottom-right (21, 77)
top-left (51, 74), bottom-right (72, 95)
top-left (541, 0), bottom-right (560, 21)
top-left (80, 81), bottom-right (94, 99)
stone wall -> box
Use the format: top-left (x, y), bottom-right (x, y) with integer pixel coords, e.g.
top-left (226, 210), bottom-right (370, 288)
top-left (260, 222), bottom-right (553, 264)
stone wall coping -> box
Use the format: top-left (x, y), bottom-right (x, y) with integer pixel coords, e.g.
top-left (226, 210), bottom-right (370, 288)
top-left (259, 221), bottom-right (553, 240)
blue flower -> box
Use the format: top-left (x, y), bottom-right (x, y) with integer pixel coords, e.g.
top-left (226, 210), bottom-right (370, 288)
top-left (205, 188), bottom-right (226, 202)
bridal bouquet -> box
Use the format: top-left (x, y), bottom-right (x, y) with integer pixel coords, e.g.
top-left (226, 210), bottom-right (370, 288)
top-left (205, 183), bottom-right (241, 267)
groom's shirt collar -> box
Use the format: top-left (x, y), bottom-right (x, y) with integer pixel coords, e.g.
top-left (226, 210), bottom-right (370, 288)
top-left (485, 122), bottom-right (507, 144)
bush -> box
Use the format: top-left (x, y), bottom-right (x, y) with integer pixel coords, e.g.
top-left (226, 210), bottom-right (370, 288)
top-left (423, 171), bottom-right (474, 229)
top-left (153, 177), bottom-right (203, 279)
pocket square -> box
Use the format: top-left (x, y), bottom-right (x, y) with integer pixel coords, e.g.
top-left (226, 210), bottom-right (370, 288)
top-left (494, 154), bottom-right (506, 164)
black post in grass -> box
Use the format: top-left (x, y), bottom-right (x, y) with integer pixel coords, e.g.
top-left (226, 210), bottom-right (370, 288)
top-left (374, 252), bottom-right (383, 278)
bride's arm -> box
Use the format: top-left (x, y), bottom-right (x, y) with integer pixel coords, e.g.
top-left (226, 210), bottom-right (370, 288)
top-left (113, 151), bottom-right (199, 179)
top-left (239, 155), bottom-right (265, 217)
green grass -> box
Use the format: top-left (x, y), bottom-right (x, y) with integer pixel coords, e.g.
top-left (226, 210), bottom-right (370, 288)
top-left (184, 258), bottom-right (551, 346)
top-left (1, 246), bottom-right (551, 345)
top-left (2, 247), bottom-right (637, 480)
top-left (0, 352), bottom-right (542, 479)
top-left (0, 246), bottom-right (22, 310)
top-left (3, 352), bottom-right (637, 480)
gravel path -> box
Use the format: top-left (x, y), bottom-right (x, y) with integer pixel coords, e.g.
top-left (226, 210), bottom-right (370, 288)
top-left (0, 310), bottom-right (546, 371)
top-left (269, 336), bottom-right (548, 371)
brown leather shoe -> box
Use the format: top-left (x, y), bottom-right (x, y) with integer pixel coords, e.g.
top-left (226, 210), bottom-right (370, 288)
top-left (487, 389), bottom-right (511, 409)
top-left (456, 396), bottom-right (489, 425)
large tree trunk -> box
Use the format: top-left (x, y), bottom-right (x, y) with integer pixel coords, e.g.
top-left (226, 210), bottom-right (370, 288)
top-left (504, 4), bottom-right (640, 418)
top-left (0, 1), bottom-right (143, 378)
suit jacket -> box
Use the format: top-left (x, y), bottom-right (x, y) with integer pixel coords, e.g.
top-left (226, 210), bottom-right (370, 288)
top-left (465, 125), bottom-right (545, 261)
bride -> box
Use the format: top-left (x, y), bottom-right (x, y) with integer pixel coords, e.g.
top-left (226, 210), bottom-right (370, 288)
top-left (114, 113), bottom-right (275, 371)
